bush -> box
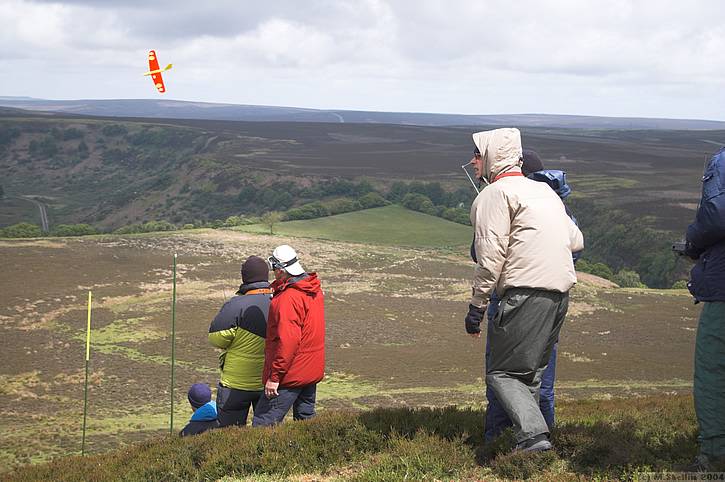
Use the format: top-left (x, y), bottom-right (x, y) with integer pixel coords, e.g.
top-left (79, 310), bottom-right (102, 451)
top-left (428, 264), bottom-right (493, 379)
top-left (113, 220), bottom-right (177, 234)
top-left (28, 135), bottom-right (58, 158)
top-left (0, 222), bottom-right (42, 238)
top-left (612, 269), bottom-right (646, 288)
top-left (285, 202), bottom-right (330, 221)
top-left (0, 126), bottom-right (20, 150)
top-left (223, 215), bottom-right (242, 227)
top-left (50, 224), bottom-right (98, 237)
top-left (401, 193), bottom-right (436, 215)
top-left (325, 198), bottom-right (362, 215)
top-left (101, 124), bottom-right (128, 137)
top-left (62, 128), bottom-right (84, 140)
top-left (577, 259), bottom-right (615, 281)
top-left (441, 207), bottom-right (471, 225)
top-left (672, 280), bottom-right (688, 289)
top-left (387, 181), bottom-right (409, 202)
top-left (358, 192), bottom-right (387, 209)
top-left (77, 141), bottom-right (89, 159)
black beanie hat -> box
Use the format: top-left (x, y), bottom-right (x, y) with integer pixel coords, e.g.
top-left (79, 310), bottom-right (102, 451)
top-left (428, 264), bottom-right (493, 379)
top-left (241, 255), bottom-right (269, 284)
top-left (521, 149), bottom-right (544, 176)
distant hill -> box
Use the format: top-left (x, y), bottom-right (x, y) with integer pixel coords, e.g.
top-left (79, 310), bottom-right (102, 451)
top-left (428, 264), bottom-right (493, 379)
top-left (1, 108), bottom-right (721, 233)
top-left (1, 96), bottom-right (724, 130)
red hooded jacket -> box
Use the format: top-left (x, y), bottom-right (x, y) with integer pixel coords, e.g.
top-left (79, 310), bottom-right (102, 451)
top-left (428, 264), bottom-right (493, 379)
top-left (263, 273), bottom-right (325, 388)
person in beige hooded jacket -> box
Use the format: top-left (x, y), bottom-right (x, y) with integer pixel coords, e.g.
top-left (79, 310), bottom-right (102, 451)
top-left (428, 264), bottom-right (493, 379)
top-left (464, 127), bottom-right (583, 452)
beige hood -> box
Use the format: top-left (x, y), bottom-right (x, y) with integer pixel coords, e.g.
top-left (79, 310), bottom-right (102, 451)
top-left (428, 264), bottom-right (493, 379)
top-left (472, 128), bottom-right (523, 182)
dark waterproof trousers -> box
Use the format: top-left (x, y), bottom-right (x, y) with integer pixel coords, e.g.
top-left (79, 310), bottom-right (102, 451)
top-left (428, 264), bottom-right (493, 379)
top-left (486, 288), bottom-right (568, 443)
top-left (485, 334), bottom-right (558, 442)
top-left (694, 301), bottom-right (725, 457)
top-left (251, 384), bottom-right (317, 427)
top-left (216, 383), bottom-right (262, 427)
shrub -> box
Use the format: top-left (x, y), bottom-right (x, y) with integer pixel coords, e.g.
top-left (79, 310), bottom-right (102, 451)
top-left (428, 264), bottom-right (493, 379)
top-left (50, 224), bottom-right (98, 237)
top-left (0, 222), bottom-right (42, 238)
top-left (28, 135), bottom-right (58, 158)
top-left (441, 207), bottom-right (471, 225)
top-left (577, 259), bottom-right (614, 281)
top-left (358, 192), bottom-right (387, 209)
top-left (101, 124), bottom-right (128, 137)
top-left (223, 216), bottom-right (242, 227)
top-left (672, 280), bottom-right (688, 289)
top-left (285, 202), bottom-right (330, 221)
top-left (387, 181), bottom-right (409, 202)
top-left (325, 198), bottom-right (362, 215)
top-left (62, 128), bottom-right (84, 140)
top-left (612, 269), bottom-right (646, 288)
top-left (113, 220), bottom-right (177, 234)
top-left (401, 193), bottom-right (436, 216)
top-left (77, 141), bottom-right (89, 159)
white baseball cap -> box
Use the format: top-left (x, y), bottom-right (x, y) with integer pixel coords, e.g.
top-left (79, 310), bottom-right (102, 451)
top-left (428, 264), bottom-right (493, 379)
top-left (268, 245), bottom-right (305, 276)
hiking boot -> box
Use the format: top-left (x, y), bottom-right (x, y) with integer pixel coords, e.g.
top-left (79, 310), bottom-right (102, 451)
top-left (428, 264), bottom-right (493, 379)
top-left (683, 454), bottom-right (725, 472)
top-left (514, 433), bottom-right (552, 453)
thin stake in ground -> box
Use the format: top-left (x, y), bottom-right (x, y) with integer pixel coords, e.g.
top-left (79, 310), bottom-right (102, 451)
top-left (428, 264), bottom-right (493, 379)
top-left (81, 290), bottom-right (92, 456)
top-left (170, 253), bottom-right (177, 434)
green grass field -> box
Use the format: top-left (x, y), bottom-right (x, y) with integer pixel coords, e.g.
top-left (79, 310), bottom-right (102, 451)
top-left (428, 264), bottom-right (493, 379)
top-left (235, 205), bottom-right (472, 248)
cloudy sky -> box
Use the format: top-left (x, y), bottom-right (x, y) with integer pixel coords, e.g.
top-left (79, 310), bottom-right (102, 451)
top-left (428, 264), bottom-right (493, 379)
top-left (1, 0), bottom-right (724, 120)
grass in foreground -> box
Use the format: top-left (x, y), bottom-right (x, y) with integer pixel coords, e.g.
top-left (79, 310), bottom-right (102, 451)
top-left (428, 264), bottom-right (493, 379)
top-left (6, 394), bottom-right (698, 481)
top-left (236, 205), bottom-right (472, 248)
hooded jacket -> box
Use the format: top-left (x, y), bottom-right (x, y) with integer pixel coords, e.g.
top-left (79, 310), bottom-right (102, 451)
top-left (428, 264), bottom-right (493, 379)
top-left (469, 128), bottom-right (584, 307)
top-left (179, 401), bottom-right (220, 437)
top-left (686, 147), bottom-right (725, 302)
top-left (263, 273), bottom-right (325, 388)
top-left (208, 281), bottom-right (272, 391)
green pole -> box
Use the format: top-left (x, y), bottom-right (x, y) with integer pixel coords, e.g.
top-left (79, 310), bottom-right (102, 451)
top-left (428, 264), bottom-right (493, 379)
top-left (170, 253), bottom-right (177, 434)
top-left (82, 291), bottom-right (92, 456)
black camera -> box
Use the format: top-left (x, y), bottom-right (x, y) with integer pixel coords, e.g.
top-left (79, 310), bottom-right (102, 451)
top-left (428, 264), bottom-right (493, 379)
top-left (672, 241), bottom-right (687, 256)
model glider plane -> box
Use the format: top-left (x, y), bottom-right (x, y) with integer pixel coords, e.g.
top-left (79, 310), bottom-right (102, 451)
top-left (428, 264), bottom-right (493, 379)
top-left (143, 50), bottom-right (172, 94)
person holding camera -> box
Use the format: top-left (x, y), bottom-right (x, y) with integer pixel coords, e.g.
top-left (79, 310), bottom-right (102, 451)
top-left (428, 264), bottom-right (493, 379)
top-left (683, 146), bottom-right (725, 472)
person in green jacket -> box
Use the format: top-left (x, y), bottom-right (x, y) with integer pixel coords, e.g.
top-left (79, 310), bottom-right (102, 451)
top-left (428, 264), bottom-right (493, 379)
top-left (209, 256), bottom-right (273, 427)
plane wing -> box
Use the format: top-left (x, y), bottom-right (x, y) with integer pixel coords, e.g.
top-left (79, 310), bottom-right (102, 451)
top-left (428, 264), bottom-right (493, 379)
top-left (147, 50), bottom-right (166, 94)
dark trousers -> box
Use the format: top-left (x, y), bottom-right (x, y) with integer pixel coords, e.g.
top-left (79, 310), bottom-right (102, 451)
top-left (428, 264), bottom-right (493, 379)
top-left (216, 383), bottom-right (262, 427)
top-left (251, 384), bottom-right (317, 427)
top-left (485, 288), bottom-right (568, 443)
top-left (694, 302), bottom-right (725, 457)
top-left (485, 333), bottom-right (558, 442)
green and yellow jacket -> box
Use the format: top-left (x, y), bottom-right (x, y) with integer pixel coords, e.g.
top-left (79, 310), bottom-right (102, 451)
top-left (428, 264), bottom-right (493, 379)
top-left (208, 281), bottom-right (272, 391)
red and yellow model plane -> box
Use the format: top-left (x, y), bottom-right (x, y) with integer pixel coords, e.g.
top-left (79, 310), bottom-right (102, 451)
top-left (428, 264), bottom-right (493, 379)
top-left (143, 50), bottom-right (172, 94)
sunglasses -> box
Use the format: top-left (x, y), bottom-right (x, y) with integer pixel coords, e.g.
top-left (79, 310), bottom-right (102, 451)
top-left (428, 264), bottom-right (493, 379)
top-left (268, 255), bottom-right (298, 271)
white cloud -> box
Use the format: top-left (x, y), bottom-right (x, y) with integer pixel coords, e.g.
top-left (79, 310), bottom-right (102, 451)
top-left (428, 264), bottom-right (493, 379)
top-left (0, 0), bottom-right (724, 119)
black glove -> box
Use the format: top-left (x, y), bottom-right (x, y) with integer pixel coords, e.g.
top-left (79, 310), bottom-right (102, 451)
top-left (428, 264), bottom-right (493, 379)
top-left (465, 304), bottom-right (485, 334)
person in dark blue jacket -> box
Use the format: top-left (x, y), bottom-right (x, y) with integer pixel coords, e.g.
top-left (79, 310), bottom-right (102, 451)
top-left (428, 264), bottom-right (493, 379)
top-left (684, 146), bottom-right (725, 472)
top-left (180, 383), bottom-right (221, 437)
top-left (479, 149), bottom-right (581, 443)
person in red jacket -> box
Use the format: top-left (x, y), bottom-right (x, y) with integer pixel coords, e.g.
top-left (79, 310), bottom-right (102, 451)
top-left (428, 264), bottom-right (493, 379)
top-left (252, 244), bottom-right (325, 426)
